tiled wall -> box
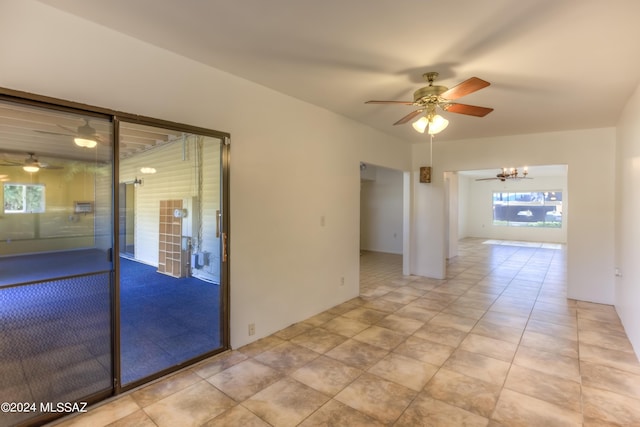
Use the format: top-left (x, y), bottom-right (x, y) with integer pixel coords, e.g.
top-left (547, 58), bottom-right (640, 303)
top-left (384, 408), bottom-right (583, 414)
top-left (158, 199), bottom-right (183, 277)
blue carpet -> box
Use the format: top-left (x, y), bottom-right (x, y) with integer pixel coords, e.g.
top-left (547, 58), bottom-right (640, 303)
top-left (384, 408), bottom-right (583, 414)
top-left (119, 257), bottom-right (222, 384)
top-left (0, 254), bottom-right (222, 426)
top-left (0, 249), bottom-right (111, 286)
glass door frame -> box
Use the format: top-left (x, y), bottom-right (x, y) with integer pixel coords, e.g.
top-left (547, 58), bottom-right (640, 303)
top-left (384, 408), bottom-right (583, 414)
top-left (0, 86), bottom-right (231, 399)
top-left (113, 116), bottom-right (231, 392)
top-left (0, 90), bottom-right (116, 426)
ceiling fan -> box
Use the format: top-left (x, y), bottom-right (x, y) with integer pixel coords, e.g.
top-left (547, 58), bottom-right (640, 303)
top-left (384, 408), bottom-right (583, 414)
top-left (35, 118), bottom-right (104, 148)
top-left (476, 167), bottom-right (531, 182)
top-left (365, 72), bottom-right (493, 134)
top-left (0, 152), bottom-right (63, 172)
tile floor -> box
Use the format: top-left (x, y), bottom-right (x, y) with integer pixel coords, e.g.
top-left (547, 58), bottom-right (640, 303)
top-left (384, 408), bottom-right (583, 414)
top-left (50, 238), bottom-right (640, 426)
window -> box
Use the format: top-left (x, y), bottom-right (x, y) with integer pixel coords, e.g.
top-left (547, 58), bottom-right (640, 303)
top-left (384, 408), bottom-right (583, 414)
top-left (3, 183), bottom-right (45, 213)
top-left (493, 191), bottom-right (562, 228)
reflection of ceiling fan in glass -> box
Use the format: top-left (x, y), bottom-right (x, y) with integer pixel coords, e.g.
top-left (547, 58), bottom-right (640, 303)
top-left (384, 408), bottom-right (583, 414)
top-left (476, 167), bottom-right (531, 182)
top-left (0, 152), bottom-right (63, 173)
top-left (35, 119), bottom-right (104, 148)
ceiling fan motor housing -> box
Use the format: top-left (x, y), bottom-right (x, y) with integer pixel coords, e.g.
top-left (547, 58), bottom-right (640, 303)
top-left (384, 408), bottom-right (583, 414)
top-left (413, 85), bottom-right (447, 104)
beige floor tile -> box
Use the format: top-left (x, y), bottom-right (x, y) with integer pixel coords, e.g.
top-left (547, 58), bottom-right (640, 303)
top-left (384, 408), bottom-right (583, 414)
top-left (274, 321), bottom-right (314, 340)
top-left (580, 360), bottom-right (640, 399)
top-left (291, 355), bottom-right (362, 396)
top-left (242, 377), bottom-right (329, 427)
top-left (192, 350), bottom-right (248, 379)
top-left (289, 327), bottom-right (347, 354)
top-left (471, 319), bottom-right (524, 344)
top-left (334, 372), bottom-right (416, 424)
top-left (144, 381), bottom-right (236, 427)
top-left (106, 409), bottom-right (156, 427)
top-left (42, 240), bottom-right (640, 427)
top-left (367, 352), bottom-right (438, 391)
top-left (393, 335), bottom-right (456, 367)
top-left (443, 304), bottom-right (489, 320)
top-left (579, 342), bottom-right (640, 375)
top-left (131, 370), bottom-right (202, 408)
top-left (423, 368), bottom-right (501, 417)
top-left (298, 399), bottom-right (385, 427)
top-left (409, 296), bottom-right (451, 311)
top-left (582, 385), bottom-right (640, 425)
top-left (443, 349), bottom-right (511, 385)
top-left (352, 325), bottom-right (407, 351)
top-left (376, 313), bottom-right (425, 335)
top-left (202, 405), bottom-right (270, 427)
top-left (394, 304), bottom-right (439, 322)
top-left (395, 393), bottom-right (489, 427)
top-left (54, 396), bottom-right (140, 427)
top-left (503, 364), bottom-right (582, 413)
top-left (206, 359), bottom-right (282, 402)
top-left (578, 329), bottom-right (637, 353)
top-left (325, 338), bottom-right (388, 369)
top-left (577, 305), bottom-right (622, 324)
top-left (253, 341), bottom-right (320, 374)
top-left (237, 335), bottom-right (286, 358)
top-left (303, 310), bottom-right (337, 327)
top-left (413, 322), bottom-right (468, 347)
top-left (320, 315), bottom-right (369, 337)
top-left (492, 388), bottom-right (582, 426)
top-left (458, 333), bottom-right (518, 362)
top-left (578, 317), bottom-right (628, 337)
top-left (520, 329), bottom-right (579, 358)
top-left (529, 309), bottom-right (577, 327)
top-left (342, 306), bottom-right (389, 324)
top-left (361, 297), bottom-right (405, 313)
top-left (513, 345), bottom-right (581, 382)
top-left (379, 290), bottom-right (419, 305)
top-left (480, 311), bottom-right (529, 330)
top-left (525, 318), bottom-right (577, 342)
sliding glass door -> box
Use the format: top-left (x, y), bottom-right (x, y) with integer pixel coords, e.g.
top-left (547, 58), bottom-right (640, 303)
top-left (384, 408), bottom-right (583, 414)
top-left (117, 120), bottom-right (227, 387)
top-left (0, 90), bottom-right (230, 423)
top-left (0, 99), bottom-right (114, 426)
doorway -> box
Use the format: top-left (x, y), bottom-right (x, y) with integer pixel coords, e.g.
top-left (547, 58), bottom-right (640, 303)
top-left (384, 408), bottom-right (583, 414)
top-left (117, 120), bottom-right (228, 387)
top-left (359, 162), bottom-right (407, 268)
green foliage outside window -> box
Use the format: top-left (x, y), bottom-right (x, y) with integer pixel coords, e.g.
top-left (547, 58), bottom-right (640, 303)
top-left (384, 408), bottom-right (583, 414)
top-left (3, 184), bottom-right (45, 213)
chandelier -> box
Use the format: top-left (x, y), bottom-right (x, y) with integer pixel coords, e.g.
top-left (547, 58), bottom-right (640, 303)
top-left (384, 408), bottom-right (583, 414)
top-left (496, 167), bottom-right (528, 181)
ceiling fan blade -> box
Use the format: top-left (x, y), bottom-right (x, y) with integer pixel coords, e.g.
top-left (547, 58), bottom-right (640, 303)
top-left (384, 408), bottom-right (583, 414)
top-left (441, 77), bottom-right (490, 100)
top-left (475, 177), bottom-right (498, 181)
top-left (442, 103), bottom-right (494, 117)
top-left (34, 130), bottom-right (75, 137)
top-left (57, 124), bottom-right (79, 134)
top-left (365, 100), bottom-right (414, 105)
top-left (393, 109), bottom-right (424, 125)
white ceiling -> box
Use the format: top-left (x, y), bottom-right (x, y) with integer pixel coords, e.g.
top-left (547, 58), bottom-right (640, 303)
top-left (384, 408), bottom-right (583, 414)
top-left (37, 0), bottom-right (640, 143)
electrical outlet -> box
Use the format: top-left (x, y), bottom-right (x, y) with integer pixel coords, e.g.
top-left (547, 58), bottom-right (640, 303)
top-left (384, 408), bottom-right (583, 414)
top-left (248, 323), bottom-right (255, 336)
top-left (340, 276), bottom-right (345, 286)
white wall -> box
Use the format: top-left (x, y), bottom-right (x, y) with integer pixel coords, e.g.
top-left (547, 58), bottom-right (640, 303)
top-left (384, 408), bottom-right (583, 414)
top-left (413, 128), bottom-right (616, 303)
top-left (460, 173), bottom-right (567, 243)
top-left (360, 165), bottom-right (403, 254)
top-left (615, 82), bottom-right (640, 355)
top-left (0, 1), bottom-right (411, 348)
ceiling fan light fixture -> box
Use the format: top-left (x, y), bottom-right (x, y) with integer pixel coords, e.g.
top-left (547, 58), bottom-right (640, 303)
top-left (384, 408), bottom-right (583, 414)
top-left (412, 116), bottom-right (428, 133)
top-left (74, 137), bottom-right (98, 148)
top-left (23, 165), bottom-right (40, 173)
top-left (428, 115), bottom-right (449, 134)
